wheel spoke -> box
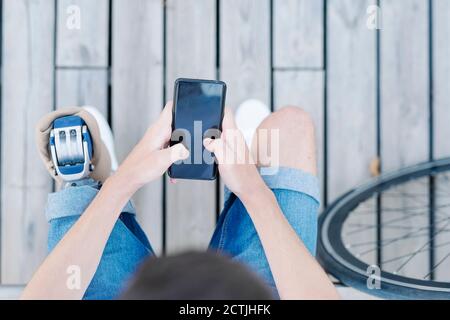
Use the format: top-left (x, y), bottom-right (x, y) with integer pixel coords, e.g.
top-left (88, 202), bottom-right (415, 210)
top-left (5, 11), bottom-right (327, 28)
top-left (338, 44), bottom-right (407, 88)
top-left (321, 159), bottom-right (450, 295)
top-left (393, 220), bottom-right (450, 274)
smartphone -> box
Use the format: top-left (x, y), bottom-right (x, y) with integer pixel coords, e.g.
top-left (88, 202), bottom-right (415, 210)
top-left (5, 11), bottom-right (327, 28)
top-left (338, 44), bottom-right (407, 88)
top-left (168, 78), bottom-right (227, 180)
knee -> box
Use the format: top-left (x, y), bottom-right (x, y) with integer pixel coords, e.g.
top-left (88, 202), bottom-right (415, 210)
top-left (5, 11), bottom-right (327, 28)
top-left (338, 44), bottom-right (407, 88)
top-left (277, 106), bottom-right (314, 126)
top-left (263, 106), bottom-right (315, 135)
top-left (251, 106), bottom-right (317, 173)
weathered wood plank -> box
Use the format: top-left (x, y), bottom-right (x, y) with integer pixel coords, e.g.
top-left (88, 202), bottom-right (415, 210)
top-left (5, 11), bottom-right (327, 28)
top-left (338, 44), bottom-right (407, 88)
top-left (273, 0), bottom-right (324, 69)
top-left (272, 0), bottom-right (324, 204)
top-left (1, 0), bottom-right (55, 284)
top-left (433, 0), bottom-right (450, 160)
top-left (56, 69), bottom-right (108, 116)
top-left (220, 0), bottom-right (271, 109)
top-left (326, 0), bottom-right (377, 265)
top-left (274, 70), bottom-right (324, 201)
top-left (0, 285), bottom-right (23, 300)
top-left (56, 0), bottom-right (109, 67)
top-left (433, 0), bottom-right (450, 281)
top-left (327, 0), bottom-right (377, 201)
top-left (381, 0), bottom-right (430, 278)
top-left (165, 0), bottom-right (217, 254)
top-left (381, 0), bottom-right (429, 170)
top-left (0, 284), bottom-right (380, 300)
top-left (112, 0), bottom-right (164, 253)
top-left (337, 286), bottom-right (380, 300)
top-left (219, 0), bottom-right (271, 209)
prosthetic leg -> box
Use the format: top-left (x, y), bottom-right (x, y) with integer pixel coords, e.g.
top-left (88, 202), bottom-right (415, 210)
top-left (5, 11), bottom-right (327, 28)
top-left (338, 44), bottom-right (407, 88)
top-left (49, 115), bottom-right (94, 182)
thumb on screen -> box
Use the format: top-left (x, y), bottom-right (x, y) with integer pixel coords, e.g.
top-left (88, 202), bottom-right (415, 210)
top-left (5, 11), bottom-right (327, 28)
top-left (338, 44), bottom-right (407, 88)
top-left (162, 143), bottom-right (190, 165)
top-left (203, 138), bottom-right (225, 163)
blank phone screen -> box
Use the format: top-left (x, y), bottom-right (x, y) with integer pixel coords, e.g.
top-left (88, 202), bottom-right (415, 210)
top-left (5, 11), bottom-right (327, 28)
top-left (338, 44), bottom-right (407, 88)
top-left (170, 79), bottom-right (226, 180)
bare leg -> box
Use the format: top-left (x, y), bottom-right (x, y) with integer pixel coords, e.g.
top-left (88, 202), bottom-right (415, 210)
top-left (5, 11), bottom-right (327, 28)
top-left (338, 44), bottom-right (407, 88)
top-left (250, 106), bottom-right (317, 176)
top-left (209, 107), bottom-right (321, 296)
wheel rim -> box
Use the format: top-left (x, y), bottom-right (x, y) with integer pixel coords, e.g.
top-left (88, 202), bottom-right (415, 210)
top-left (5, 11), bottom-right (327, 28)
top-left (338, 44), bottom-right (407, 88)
top-left (319, 158), bottom-right (450, 297)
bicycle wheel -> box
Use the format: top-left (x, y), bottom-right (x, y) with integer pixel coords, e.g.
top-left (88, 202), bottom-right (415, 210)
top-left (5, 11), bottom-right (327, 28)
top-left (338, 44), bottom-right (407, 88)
top-left (318, 158), bottom-right (450, 299)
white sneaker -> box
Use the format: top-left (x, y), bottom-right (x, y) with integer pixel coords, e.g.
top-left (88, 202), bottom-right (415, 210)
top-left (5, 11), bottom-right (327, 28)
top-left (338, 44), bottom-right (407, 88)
top-left (83, 106), bottom-right (119, 171)
top-left (235, 99), bottom-right (271, 147)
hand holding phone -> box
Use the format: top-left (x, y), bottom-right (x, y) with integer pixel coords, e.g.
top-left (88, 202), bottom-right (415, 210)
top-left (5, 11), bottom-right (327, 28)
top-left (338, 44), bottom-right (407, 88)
top-left (168, 78), bottom-right (227, 180)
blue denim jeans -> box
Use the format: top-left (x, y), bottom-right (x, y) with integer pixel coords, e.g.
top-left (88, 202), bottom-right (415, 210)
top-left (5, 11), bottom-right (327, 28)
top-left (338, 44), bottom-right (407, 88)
top-left (45, 167), bottom-right (320, 299)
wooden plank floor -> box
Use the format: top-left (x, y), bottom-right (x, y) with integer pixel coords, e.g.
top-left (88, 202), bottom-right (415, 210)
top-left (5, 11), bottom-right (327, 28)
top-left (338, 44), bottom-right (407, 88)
top-left (434, 0), bottom-right (450, 280)
top-left (0, 284), bottom-right (381, 300)
top-left (1, 0), bottom-right (55, 285)
top-left (0, 0), bottom-right (449, 289)
top-left (380, 0), bottom-right (430, 278)
top-left (112, 0), bottom-right (164, 254)
top-left (165, 0), bottom-right (217, 254)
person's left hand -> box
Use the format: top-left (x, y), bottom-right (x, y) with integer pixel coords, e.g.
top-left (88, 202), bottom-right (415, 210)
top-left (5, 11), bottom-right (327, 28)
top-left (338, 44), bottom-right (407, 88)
top-left (203, 107), bottom-right (267, 202)
top-left (113, 101), bottom-right (189, 193)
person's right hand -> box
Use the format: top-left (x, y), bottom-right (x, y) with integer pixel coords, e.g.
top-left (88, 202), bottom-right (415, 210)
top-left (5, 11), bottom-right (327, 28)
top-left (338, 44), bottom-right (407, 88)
top-left (114, 102), bottom-right (189, 194)
top-left (203, 108), bottom-right (267, 201)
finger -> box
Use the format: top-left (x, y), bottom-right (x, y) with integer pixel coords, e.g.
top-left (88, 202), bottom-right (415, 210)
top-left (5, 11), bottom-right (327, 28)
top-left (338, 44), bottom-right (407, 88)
top-left (146, 101), bottom-right (174, 150)
top-left (169, 178), bottom-right (177, 184)
top-left (222, 107), bottom-right (246, 146)
top-left (203, 137), bottom-right (218, 152)
top-left (203, 138), bottom-right (226, 163)
top-left (222, 107), bottom-right (237, 130)
top-left (159, 143), bottom-right (190, 167)
top-left (158, 101), bottom-right (174, 126)
top-left (163, 100), bottom-right (174, 114)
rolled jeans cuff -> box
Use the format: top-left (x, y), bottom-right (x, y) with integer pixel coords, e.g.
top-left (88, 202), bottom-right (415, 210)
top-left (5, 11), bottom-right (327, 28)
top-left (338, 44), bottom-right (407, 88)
top-left (224, 166), bottom-right (321, 205)
top-left (45, 179), bottom-right (136, 222)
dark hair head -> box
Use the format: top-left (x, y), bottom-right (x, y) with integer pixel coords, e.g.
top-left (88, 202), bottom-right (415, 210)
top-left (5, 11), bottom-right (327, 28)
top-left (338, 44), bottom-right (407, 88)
top-left (119, 251), bottom-right (273, 300)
